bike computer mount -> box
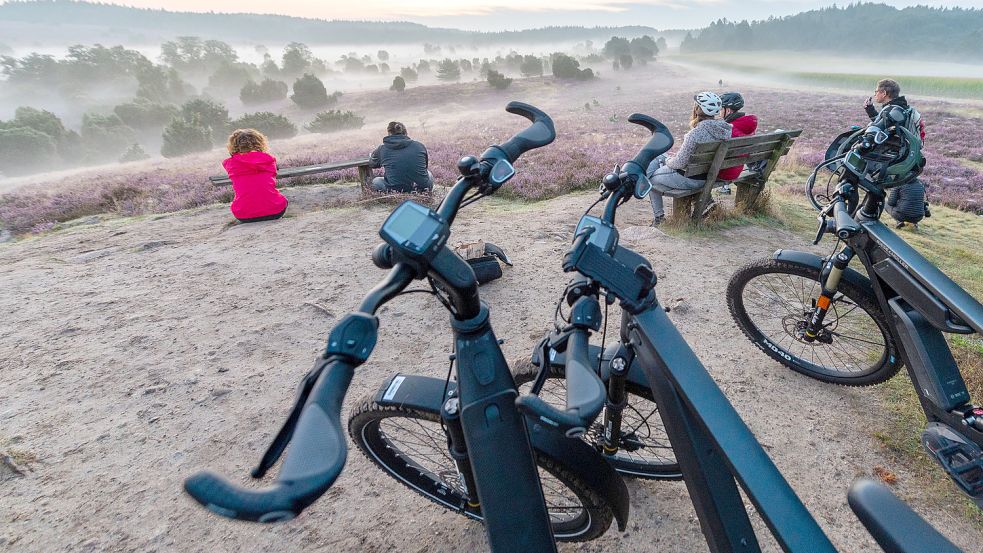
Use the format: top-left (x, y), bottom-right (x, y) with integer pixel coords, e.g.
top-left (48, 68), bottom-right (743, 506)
top-left (379, 200), bottom-right (450, 264)
top-left (574, 215), bottom-right (618, 254)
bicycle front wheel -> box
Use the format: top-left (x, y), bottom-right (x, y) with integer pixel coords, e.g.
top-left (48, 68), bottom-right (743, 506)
top-left (727, 258), bottom-right (901, 386)
top-left (512, 359), bottom-right (680, 480)
top-left (348, 395), bottom-right (614, 542)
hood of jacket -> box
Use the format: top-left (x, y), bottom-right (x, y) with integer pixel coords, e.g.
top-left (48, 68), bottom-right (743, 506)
top-left (223, 150), bottom-right (276, 176)
top-left (698, 119), bottom-right (733, 141)
top-left (383, 134), bottom-right (413, 150)
top-left (729, 114), bottom-right (758, 135)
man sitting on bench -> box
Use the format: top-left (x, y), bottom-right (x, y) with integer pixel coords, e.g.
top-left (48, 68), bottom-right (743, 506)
top-left (368, 121), bottom-right (434, 193)
top-left (717, 92), bottom-right (758, 195)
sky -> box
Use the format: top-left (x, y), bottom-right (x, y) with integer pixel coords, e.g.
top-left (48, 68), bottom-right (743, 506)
top-left (88, 0), bottom-right (983, 30)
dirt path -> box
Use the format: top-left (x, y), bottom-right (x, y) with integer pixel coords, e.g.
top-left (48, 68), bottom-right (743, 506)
top-left (1, 187), bottom-right (980, 552)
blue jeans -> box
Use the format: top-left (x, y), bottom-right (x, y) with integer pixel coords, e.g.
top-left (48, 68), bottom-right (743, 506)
top-left (645, 155), bottom-right (707, 219)
top-left (371, 171), bottom-right (434, 192)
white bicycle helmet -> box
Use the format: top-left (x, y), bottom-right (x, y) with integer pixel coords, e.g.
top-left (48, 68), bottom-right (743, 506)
top-left (694, 91), bottom-right (722, 116)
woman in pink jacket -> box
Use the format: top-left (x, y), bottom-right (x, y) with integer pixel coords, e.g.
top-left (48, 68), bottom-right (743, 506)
top-left (222, 129), bottom-right (288, 223)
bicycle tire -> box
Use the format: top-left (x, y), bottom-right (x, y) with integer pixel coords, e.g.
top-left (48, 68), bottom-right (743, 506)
top-left (727, 258), bottom-right (902, 386)
top-left (348, 396), bottom-right (614, 542)
top-left (512, 358), bottom-right (680, 480)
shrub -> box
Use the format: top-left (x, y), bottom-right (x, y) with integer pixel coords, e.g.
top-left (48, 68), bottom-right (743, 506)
top-left (519, 55), bottom-right (543, 77)
top-left (119, 143), bottom-right (151, 163)
top-left (240, 78), bottom-right (289, 104)
top-left (619, 54), bottom-right (634, 70)
top-left (305, 110), bottom-right (365, 133)
top-left (161, 114), bottom-right (212, 158)
top-left (114, 99), bottom-right (178, 130)
top-left (0, 127), bottom-right (57, 176)
top-left (228, 112), bottom-right (298, 139)
top-left (487, 69), bottom-right (512, 90)
top-left (180, 98), bottom-right (229, 141)
top-left (290, 73), bottom-right (333, 109)
top-left (551, 53), bottom-right (594, 80)
top-left (80, 113), bottom-right (137, 162)
top-left (390, 76), bottom-right (406, 92)
top-left (11, 106), bottom-right (66, 140)
top-left (400, 67), bottom-right (418, 82)
top-left (207, 62), bottom-right (257, 96)
top-left (436, 59), bottom-right (461, 82)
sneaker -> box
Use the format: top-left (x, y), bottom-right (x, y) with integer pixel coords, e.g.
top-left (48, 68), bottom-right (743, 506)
top-left (652, 215), bottom-right (665, 227)
top-left (702, 200), bottom-right (720, 218)
top-left (924, 202), bottom-right (932, 218)
top-left (895, 222), bottom-right (906, 229)
top-left (718, 185), bottom-right (732, 195)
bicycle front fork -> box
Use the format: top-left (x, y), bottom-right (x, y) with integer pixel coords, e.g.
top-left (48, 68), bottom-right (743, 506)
top-left (441, 394), bottom-right (481, 511)
top-left (600, 346), bottom-right (633, 455)
top-left (803, 246), bottom-right (856, 341)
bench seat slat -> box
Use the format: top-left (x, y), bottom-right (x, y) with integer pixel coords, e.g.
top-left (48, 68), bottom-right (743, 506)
top-left (209, 158), bottom-right (373, 186)
top-left (686, 140), bottom-right (786, 164)
top-left (682, 148), bottom-right (790, 177)
top-left (691, 130), bottom-right (801, 154)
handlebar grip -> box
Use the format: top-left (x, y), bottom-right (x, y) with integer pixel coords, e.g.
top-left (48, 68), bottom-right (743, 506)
top-left (628, 113), bottom-right (674, 170)
top-left (833, 199), bottom-right (860, 239)
top-left (495, 102), bottom-right (556, 163)
top-left (372, 243), bottom-right (394, 269)
top-left (515, 330), bottom-right (604, 438)
top-left (184, 359), bottom-right (355, 522)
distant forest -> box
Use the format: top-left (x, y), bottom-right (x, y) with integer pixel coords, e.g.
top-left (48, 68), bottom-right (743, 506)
top-left (0, 0), bottom-right (678, 46)
top-left (680, 3), bottom-right (983, 59)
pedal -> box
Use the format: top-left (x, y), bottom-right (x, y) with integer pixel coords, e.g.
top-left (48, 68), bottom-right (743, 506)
top-left (922, 422), bottom-right (983, 504)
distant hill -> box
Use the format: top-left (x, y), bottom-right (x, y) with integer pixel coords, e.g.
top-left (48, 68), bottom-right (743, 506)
top-left (0, 1), bottom-right (683, 47)
top-left (680, 3), bottom-right (983, 59)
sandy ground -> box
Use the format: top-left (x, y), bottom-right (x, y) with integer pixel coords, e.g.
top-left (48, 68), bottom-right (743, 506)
top-left (1, 184), bottom-right (981, 553)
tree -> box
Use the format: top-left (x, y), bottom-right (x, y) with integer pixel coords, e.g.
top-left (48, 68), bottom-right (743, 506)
top-left (629, 36), bottom-right (658, 63)
top-left (11, 106), bottom-right (65, 141)
top-left (114, 99), bottom-right (178, 130)
top-left (459, 59), bottom-right (473, 72)
top-left (180, 98), bottom-right (229, 141)
top-left (416, 59), bottom-right (431, 73)
top-left (290, 73), bottom-right (330, 109)
top-left (305, 110), bottom-right (365, 133)
top-left (161, 114), bottom-right (212, 158)
top-left (519, 55), bottom-right (543, 77)
top-left (656, 37), bottom-right (668, 53)
top-left (436, 59), bottom-right (461, 81)
top-left (400, 67), bottom-right (418, 82)
top-left (486, 69), bottom-right (512, 90)
top-left (207, 62), bottom-right (258, 96)
top-left (602, 37), bottom-right (631, 59)
top-left (0, 127), bottom-right (57, 176)
top-left (282, 42), bottom-right (315, 75)
top-left (119, 143), bottom-right (150, 163)
top-left (377, 50), bottom-right (390, 61)
top-left (81, 113), bottom-right (137, 162)
top-left (551, 53), bottom-right (593, 80)
top-left (228, 112), bottom-right (297, 139)
top-left (240, 78), bottom-right (289, 104)
top-left (390, 76), bottom-right (406, 92)
top-left (619, 54), bottom-right (634, 70)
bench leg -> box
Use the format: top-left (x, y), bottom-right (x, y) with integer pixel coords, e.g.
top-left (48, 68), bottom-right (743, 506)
top-left (672, 196), bottom-right (695, 219)
top-left (735, 181), bottom-right (764, 213)
top-left (357, 166), bottom-right (372, 192)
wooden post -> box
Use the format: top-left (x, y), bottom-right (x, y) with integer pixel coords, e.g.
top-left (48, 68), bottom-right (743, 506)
top-left (358, 165), bottom-right (373, 192)
top-left (691, 141), bottom-right (729, 222)
top-left (742, 134), bottom-right (792, 210)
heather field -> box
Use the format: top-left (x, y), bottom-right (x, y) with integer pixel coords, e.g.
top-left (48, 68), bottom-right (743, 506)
top-left (1, 61), bottom-right (982, 235)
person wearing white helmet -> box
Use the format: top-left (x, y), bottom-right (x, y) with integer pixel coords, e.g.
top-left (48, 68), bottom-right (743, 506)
top-left (645, 91), bottom-right (732, 225)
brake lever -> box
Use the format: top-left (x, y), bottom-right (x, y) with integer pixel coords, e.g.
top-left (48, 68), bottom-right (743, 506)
top-left (813, 215), bottom-right (828, 245)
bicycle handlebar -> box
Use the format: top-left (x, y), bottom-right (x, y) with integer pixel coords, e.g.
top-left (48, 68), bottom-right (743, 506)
top-left (516, 327), bottom-right (605, 437)
top-left (494, 102), bottom-right (556, 164)
top-left (184, 357), bottom-right (355, 522)
top-left (627, 113), bottom-right (674, 170)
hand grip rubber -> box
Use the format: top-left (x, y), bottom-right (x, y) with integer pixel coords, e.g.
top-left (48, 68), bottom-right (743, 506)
top-left (184, 359), bottom-right (355, 522)
top-left (496, 102), bottom-right (556, 163)
top-left (628, 113), bottom-right (674, 170)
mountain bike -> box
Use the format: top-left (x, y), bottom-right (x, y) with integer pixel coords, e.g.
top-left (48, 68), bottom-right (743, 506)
top-left (183, 103), bottom-right (632, 552)
top-left (726, 113), bottom-right (983, 505)
top-left (517, 113), bottom-right (962, 552)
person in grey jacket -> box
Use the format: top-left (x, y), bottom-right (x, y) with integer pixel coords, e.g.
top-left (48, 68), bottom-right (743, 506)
top-left (368, 122), bottom-right (433, 193)
top-left (646, 92), bottom-right (732, 225)
top-left (886, 180), bottom-right (928, 229)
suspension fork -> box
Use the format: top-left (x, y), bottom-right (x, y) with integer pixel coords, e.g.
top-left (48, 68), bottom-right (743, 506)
top-left (804, 245), bottom-right (856, 341)
top-left (441, 395), bottom-right (481, 511)
top-left (601, 345), bottom-right (633, 454)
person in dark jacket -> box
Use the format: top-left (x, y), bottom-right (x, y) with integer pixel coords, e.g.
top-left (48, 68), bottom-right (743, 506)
top-left (864, 79), bottom-right (925, 141)
top-left (368, 121), bottom-right (433, 193)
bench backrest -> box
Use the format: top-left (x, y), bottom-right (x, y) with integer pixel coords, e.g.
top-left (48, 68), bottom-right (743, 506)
top-left (681, 130), bottom-right (802, 178)
top-left (209, 158), bottom-right (372, 186)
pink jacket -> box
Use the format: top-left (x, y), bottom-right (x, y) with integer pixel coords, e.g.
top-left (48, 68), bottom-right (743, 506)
top-left (222, 151), bottom-right (288, 220)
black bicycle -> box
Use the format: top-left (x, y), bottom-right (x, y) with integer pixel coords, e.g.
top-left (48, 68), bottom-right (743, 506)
top-left (727, 110), bottom-right (983, 505)
top-left (517, 113), bottom-right (963, 552)
top-left (183, 103), bottom-right (629, 552)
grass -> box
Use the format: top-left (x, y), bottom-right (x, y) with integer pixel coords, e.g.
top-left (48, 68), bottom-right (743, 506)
top-left (765, 166), bottom-right (983, 522)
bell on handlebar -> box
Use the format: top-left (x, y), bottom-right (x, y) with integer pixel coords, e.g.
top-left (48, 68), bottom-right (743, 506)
top-left (602, 172), bottom-right (621, 191)
top-left (457, 155), bottom-right (480, 177)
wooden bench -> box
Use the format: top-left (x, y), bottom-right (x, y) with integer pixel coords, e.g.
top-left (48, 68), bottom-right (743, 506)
top-left (209, 158), bottom-right (374, 189)
top-left (661, 130), bottom-right (802, 221)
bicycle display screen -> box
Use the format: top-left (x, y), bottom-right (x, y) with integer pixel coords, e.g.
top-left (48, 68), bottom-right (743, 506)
top-left (380, 201), bottom-right (449, 258)
top-left (574, 215), bottom-right (618, 253)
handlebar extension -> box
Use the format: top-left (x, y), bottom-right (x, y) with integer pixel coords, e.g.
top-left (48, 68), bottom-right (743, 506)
top-left (627, 113), bottom-right (674, 171)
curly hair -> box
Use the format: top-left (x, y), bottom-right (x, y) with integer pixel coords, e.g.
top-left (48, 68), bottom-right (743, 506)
top-left (689, 104), bottom-right (715, 129)
top-left (226, 128), bottom-right (269, 155)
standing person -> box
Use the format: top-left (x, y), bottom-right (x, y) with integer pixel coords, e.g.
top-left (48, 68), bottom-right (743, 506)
top-left (863, 79), bottom-right (929, 226)
top-left (717, 91), bottom-right (758, 194)
top-left (646, 92), bottom-right (731, 225)
top-left (368, 121), bottom-right (434, 193)
top-left (222, 128), bottom-right (288, 223)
